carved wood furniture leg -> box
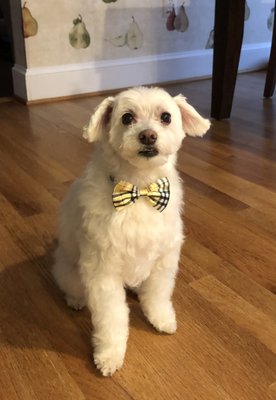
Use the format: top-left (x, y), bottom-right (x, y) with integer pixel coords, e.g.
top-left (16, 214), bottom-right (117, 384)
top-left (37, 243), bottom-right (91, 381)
top-left (211, 0), bottom-right (245, 119)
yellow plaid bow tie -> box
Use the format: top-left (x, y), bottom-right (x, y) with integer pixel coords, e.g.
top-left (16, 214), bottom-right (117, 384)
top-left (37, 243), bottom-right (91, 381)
top-left (112, 177), bottom-right (170, 212)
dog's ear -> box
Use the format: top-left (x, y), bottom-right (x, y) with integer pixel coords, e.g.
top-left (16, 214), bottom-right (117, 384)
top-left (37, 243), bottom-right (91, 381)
top-left (174, 94), bottom-right (210, 137)
top-left (83, 97), bottom-right (114, 142)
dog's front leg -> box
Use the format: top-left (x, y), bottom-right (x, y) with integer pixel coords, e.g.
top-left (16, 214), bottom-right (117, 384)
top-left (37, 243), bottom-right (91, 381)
top-left (81, 262), bottom-right (129, 376)
top-left (138, 249), bottom-right (180, 334)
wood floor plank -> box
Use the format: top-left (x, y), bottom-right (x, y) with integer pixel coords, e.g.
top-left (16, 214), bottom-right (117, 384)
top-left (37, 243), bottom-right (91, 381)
top-left (184, 179), bottom-right (276, 248)
top-left (190, 275), bottom-right (276, 353)
top-left (178, 150), bottom-right (276, 214)
top-left (179, 254), bottom-right (276, 321)
top-left (182, 171), bottom-right (250, 211)
top-left (0, 192), bottom-right (46, 259)
top-left (185, 203), bottom-right (276, 291)
top-left (0, 127), bottom-right (75, 201)
top-left (237, 206), bottom-right (276, 242)
top-left (0, 348), bottom-right (38, 400)
top-left (119, 313), bottom-right (234, 400)
top-left (182, 135), bottom-right (276, 191)
top-left (0, 101), bottom-right (90, 176)
top-left (174, 285), bottom-right (276, 400)
top-left (268, 382), bottom-right (276, 398)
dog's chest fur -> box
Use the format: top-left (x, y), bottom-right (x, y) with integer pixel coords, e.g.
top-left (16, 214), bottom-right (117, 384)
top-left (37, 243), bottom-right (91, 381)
top-left (107, 200), bottom-right (182, 287)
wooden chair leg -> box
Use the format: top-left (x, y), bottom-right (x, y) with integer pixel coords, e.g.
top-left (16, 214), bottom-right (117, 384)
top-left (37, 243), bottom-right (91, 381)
top-left (211, 0), bottom-right (245, 119)
top-left (264, 1), bottom-right (276, 98)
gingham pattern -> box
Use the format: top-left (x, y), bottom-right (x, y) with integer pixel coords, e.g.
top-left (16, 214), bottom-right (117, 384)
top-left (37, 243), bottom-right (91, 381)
top-left (112, 177), bottom-right (170, 212)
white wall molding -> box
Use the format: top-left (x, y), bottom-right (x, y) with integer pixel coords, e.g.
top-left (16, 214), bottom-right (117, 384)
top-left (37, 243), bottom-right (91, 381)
top-left (13, 43), bottom-right (271, 102)
top-left (12, 64), bottom-right (28, 101)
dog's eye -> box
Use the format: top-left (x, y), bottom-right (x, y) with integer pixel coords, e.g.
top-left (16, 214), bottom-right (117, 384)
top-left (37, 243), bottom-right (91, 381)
top-left (122, 113), bottom-right (135, 126)
top-left (161, 112), bottom-right (171, 124)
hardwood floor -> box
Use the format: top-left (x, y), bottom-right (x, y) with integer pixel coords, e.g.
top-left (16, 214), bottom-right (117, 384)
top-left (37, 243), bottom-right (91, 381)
top-left (0, 72), bottom-right (275, 400)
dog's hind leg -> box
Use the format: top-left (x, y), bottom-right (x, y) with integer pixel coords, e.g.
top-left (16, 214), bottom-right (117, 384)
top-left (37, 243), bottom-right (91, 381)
top-left (52, 246), bottom-right (85, 310)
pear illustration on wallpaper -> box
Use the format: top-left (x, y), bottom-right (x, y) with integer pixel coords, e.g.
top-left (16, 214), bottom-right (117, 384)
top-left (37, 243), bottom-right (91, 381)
top-left (69, 15), bottom-right (90, 49)
top-left (166, 7), bottom-right (176, 31)
top-left (126, 17), bottom-right (143, 49)
top-left (267, 7), bottom-right (275, 31)
top-left (244, 0), bottom-right (250, 21)
top-left (108, 16), bottom-right (143, 50)
top-left (109, 34), bottom-right (126, 47)
top-left (174, 5), bottom-right (189, 32)
top-left (22, 2), bottom-right (38, 38)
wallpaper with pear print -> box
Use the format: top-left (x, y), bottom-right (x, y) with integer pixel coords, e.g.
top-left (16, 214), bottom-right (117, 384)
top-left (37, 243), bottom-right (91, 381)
top-left (21, 0), bottom-right (274, 68)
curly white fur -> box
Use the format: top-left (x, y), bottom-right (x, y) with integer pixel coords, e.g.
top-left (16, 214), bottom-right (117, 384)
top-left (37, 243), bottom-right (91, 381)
top-left (53, 87), bottom-right (210, 376)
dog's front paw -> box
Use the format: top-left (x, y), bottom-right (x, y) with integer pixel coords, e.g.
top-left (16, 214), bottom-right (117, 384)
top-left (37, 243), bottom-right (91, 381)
top-left (93, 346), bottom-right (125, 376)
top-left (144, 303), bottom-right (177, 334)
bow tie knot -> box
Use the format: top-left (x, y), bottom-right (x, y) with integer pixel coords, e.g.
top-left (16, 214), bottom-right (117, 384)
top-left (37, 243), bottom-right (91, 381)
top-left (112, 177), bottom-right (170, 212)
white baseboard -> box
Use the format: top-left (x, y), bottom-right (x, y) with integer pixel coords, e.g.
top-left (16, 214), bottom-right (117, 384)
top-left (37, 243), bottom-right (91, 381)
top-left (13, 43), bottom-right (270, 102)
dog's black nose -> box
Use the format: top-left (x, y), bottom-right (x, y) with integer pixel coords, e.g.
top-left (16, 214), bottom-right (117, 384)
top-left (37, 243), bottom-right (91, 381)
top-left (138, 130), bottom-right (157, 145)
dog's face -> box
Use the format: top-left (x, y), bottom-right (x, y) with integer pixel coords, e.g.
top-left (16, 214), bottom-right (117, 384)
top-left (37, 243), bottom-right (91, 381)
top-left (83, 87), bottom-right (210, 169)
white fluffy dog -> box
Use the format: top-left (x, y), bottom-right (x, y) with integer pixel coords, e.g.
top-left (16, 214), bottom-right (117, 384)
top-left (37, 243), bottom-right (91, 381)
top-left (53, 87), bottom-right (210, 376)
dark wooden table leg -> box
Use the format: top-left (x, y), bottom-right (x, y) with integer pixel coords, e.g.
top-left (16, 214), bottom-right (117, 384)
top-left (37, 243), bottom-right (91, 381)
top-left (263, 0), bottom-right (276, 98)
top-left (211, 0), bottom-right (245, 119)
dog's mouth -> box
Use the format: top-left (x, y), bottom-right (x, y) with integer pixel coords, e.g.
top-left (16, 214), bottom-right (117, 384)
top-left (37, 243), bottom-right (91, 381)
top-left (138, 147), bottom-right (159, 158)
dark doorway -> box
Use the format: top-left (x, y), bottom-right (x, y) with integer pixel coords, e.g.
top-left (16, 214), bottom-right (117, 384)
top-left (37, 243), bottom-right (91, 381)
top-left (0, 1), bottom-right (14, 97)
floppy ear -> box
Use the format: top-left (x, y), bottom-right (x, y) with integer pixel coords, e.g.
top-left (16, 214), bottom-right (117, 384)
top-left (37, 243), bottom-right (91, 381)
top-left (174, 94), bottom-right (210, 137)
top-left (83, 96), bottom-right (114, 142)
